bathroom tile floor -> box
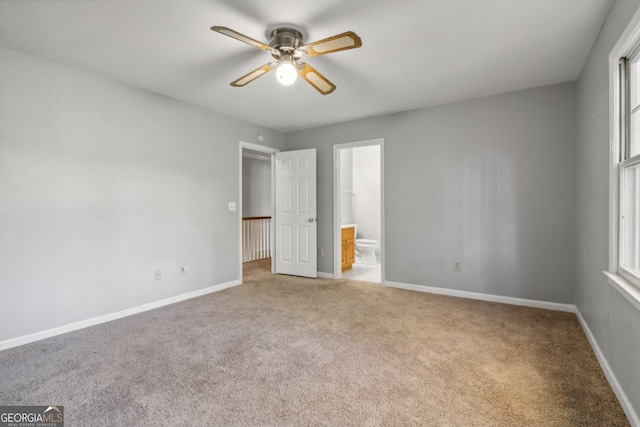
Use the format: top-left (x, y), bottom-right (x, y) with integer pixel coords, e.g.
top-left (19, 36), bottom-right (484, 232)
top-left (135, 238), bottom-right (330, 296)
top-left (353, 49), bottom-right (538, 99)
top-left (341, 262), bottom-right (381, 283)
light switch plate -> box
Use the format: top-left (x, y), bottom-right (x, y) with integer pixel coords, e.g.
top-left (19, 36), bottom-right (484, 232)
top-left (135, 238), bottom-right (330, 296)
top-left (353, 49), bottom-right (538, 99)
top-left (228, 202), bottom-right (236, 212)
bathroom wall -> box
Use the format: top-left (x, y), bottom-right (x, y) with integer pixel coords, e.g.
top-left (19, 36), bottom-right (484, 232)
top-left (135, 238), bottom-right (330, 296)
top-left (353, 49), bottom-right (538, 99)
top-left (339, 148), bottom-right (355, 224)
top-left (242, 156), bottom-right (271, 217)
top-left (352, 145), bottom-right (381, 242)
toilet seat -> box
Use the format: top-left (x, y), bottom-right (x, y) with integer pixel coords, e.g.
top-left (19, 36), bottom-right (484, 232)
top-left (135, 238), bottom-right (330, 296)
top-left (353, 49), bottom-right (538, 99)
top-left (356, 239), bottom-right (378, 246)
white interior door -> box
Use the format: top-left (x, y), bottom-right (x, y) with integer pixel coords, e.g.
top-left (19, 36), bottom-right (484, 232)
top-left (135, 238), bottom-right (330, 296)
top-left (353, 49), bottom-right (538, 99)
top-left (275, 149), bottom-right (317, 278)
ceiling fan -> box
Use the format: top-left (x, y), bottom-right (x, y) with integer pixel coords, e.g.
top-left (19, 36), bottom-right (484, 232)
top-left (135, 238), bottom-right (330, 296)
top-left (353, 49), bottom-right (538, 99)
top-left (211, 25), bottom-right (362, 95)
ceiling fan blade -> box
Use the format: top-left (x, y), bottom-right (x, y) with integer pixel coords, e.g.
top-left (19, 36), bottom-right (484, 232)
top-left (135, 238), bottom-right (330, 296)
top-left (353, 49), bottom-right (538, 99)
top-left (297, 31), bottom-right (362, 58)
top-left (231, 63), bottom-right (275, 87)
top-left (298, 63), bottom-right (336, 95)
top-left (211, 26), bottom-right (272, 52)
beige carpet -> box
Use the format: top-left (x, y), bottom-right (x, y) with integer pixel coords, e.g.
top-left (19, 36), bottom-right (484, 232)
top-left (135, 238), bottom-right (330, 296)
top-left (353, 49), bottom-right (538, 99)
top-left (0, 258), bottom-right (629, 426)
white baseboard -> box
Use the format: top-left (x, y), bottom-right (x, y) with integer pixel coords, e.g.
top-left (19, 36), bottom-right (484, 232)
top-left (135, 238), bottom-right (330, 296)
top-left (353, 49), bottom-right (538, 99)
top-left (575, 310), bottom-right (639, 427)
top-left (0, 279), bottom-right (242, 352)
top-left (317, 272), bottom-right (334, 279)
top-left (384, 281), bottom-right (576, 312)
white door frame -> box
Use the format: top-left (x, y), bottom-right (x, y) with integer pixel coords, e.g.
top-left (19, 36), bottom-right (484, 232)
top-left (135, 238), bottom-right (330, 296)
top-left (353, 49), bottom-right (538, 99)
top-left (333, 138), bottom-right (385, 282)
top-left (239, 141), bottom-right (279, 282)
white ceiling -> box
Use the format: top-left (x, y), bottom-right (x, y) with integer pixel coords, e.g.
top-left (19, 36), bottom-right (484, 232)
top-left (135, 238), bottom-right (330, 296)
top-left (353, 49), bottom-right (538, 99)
top-left (0, 0), bottom-right (614, 133)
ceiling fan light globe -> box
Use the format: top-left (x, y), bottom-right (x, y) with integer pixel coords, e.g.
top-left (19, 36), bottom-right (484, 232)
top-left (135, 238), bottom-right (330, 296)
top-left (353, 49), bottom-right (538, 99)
top-left (277, 62), bottom-right (297, 86)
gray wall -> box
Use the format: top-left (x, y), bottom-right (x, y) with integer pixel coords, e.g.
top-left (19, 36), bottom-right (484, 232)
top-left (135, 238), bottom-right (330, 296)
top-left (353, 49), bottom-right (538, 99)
top-left (0, 46), bottom-right (285, 342)
top-left (576, 0), bottom-right (640, 418)
top-left (287, 82), bottom-right (576, 304)
top-left (242, 157), bottom-right (271, 217)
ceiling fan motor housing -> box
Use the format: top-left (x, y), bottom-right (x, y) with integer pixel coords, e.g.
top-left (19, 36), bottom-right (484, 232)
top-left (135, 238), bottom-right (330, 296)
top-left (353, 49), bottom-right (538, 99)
top-left (269, 28), bottom-right (303, 53)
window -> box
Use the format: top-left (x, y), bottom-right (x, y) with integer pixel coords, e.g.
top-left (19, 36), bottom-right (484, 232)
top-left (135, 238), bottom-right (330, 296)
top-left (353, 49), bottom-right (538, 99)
top-left (607, 12), bottom-right (640, 309)
top-left (618, 51), bottom-right (640, 288)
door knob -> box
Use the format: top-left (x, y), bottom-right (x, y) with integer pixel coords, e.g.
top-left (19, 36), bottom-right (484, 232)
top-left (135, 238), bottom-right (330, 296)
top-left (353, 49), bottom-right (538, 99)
top-left (308, 218), bottom-right (316, 222)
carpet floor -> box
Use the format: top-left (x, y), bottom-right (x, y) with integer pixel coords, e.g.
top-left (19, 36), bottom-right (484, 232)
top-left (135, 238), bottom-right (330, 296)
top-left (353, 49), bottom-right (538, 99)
top-left (0, 259), bottom-right (629, 426)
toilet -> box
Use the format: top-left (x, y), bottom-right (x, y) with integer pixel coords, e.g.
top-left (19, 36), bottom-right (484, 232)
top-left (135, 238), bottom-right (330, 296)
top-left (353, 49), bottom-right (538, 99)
top-left (355, 239), bottom-right (379, 265)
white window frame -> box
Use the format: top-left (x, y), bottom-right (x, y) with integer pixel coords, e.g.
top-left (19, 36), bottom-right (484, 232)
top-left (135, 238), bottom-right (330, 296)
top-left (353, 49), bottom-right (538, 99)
top-left (618, 155), bottom-right (640, 287)
top-left (605, 9), bottom-right (640, 311)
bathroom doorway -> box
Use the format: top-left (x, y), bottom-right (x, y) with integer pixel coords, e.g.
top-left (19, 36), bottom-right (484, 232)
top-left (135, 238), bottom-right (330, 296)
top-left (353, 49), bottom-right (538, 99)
top-left (333, 139), bottom-right (384, 283)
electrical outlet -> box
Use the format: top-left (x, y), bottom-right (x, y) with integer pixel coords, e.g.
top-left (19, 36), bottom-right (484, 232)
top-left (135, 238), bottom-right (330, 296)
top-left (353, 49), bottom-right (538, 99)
top-left (180, 265), bottom-right (187, 276)
top-left (155, 270), bottom-right (162, 280)
top-left (604, 306), bottom-right (609, 327)
top-left (453, 261), bottom-right (462, 272)
top-left (318, 249), bottom-right (324, 257)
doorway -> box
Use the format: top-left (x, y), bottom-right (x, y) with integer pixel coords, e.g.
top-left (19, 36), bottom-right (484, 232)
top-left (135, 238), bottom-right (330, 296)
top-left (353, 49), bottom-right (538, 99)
top-left (239, 142), bottom-right (318, 281)
top-left (333, 139), bottom-right (385, 283)
top-left (238, 141), bottom-right (279, 282)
